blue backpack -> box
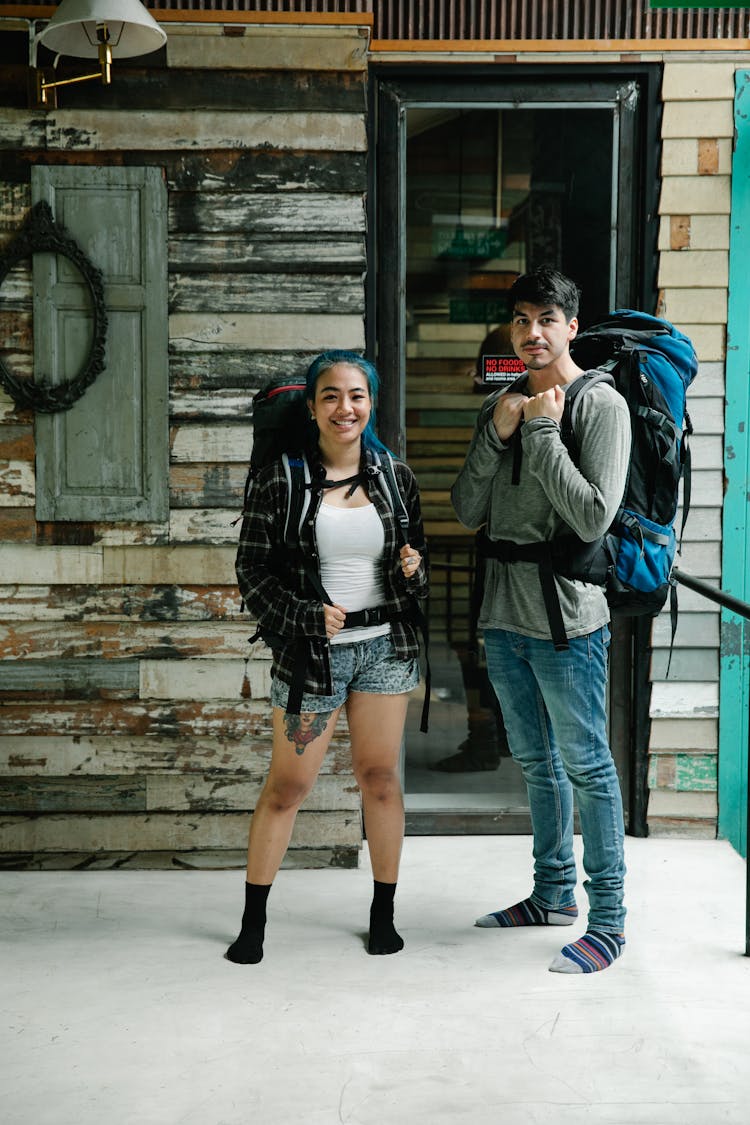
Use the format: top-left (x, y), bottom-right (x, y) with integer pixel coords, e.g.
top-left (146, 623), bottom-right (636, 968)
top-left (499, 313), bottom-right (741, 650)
top-left (568, 309), bottom-right (698, 619)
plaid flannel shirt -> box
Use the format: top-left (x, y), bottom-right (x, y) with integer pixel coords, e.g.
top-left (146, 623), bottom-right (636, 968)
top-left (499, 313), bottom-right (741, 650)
top-left (235, 450), bottom-right (428, 698)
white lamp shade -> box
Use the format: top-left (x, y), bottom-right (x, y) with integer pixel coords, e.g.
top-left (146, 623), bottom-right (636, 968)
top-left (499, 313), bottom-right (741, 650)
top-left (37, 0), bottom-right (167, 59)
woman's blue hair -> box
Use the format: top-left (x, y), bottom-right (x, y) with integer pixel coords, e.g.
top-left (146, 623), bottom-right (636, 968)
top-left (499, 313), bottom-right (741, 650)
top-left (305, 350), bottom-right (390, 455)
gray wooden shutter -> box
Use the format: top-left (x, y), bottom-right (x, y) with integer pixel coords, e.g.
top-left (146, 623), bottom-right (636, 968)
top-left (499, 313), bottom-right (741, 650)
top-left (33, 165), bottom-right (168, 522)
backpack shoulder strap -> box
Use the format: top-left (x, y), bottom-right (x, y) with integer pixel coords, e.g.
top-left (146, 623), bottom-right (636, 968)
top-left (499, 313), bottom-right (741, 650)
top-left (564, 369), bottom-right (617, 431)
top-left (502, 373), bottom-right (530, 486)
top-left (281, 450), bottom-right (311, 550)
top-left (560, 369), bottom-right (616, 458)
top-left (281, 451), bottom-right (334, 608)
top-left (370, 449), bottom-right (410, 546)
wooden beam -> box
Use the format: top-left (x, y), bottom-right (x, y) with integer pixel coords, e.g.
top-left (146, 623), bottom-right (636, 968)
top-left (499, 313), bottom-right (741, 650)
top-left (371, 38), bottom-right (750, 53)
top-left (0, 7), bottom-right (374, 27)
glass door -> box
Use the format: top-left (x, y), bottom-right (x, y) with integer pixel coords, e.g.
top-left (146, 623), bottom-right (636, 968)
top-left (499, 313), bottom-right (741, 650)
top-left (372, 69), bottom-right (660, 832)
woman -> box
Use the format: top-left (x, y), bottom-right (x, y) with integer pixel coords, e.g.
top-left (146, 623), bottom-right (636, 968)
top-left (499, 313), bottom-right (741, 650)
top-left (228, 350), bottom-right (428, 964)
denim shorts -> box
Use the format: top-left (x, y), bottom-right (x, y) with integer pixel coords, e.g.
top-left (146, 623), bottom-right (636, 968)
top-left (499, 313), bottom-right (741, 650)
top-left (270, 633), bottom-right (420, 714)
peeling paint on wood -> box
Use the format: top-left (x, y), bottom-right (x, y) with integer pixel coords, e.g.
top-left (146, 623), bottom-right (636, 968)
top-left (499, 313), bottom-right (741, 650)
top-left (0, 771), bottom-right (359, 814)
top-left (0, 391), bottom-right (33, 425)
top-left (0, 111), bottom-right (46, 152)
top-left (0, 456), bottom-right (36, 506)
top-left (0, 776), bottom-right (146, 813)
top-left (31, 111), bottom-right (368, 154)
top-left (168, 350), bottom-right (317, 388)
top-left (650, 682), bottom-right (719, 718)
top-left (169, 509), bottom-right (242, 545)
top-left (166, 149), bottom-right (367, 194)
top-left (0, 583), bottom-right (241, 623)
top-left (647, 751), bottom-right (718, 792)
top-left (145, 773), bottom-right (360, 813)
top-left (0, 700), bottom-right (282, 740)
top-left (170, 191), bottom-right (365, 234)
top-left (0, 621), bottom-right (253, 661)
top-left (0, 180), bottom-right (32, 223)
top-left (0, 312), bottom-right (32, 355)
top-left (0, 261), bottom-right (31, 307)
top-left (0, 732), bottom-right (353, 777)
top-left (169, 272), bottom-right (364, 315)
top-left (169, 463), bottom-right (247, 505)
top-left (0, 658), bottom-right (140, 700)
top-left (170, 391), bottom-right (254, 422)
top-left (79, 525), bottom-right (171, 548)
top-left (0, 149), bottom-right (367, 196)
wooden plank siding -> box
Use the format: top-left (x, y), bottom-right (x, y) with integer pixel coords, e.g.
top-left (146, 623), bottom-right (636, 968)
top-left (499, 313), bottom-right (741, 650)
top-left (646, 62), bottom-right (732, 839)
top-left (0, 22), bottom-right (370, 868)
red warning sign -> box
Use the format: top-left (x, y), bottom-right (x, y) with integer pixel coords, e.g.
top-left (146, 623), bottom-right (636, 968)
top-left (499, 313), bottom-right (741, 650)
top-left (481, 355), bottom-right (526, 385)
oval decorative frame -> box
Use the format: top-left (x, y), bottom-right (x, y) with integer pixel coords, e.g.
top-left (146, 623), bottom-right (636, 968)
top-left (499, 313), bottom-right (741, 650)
top-left (0, 200), bottom-right (108, 413)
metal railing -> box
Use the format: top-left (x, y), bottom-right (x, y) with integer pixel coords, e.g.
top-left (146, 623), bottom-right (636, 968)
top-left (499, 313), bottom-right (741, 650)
top-left (672, 568), bottom-right (750, 957)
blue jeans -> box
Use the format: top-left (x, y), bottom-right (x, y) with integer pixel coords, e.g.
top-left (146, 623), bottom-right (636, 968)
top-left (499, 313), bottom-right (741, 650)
top-left (484, 626), bottom-right (626, 933)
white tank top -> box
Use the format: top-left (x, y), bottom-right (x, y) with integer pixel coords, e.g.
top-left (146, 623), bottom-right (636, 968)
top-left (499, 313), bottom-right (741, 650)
top-left (315, 502), bottom-right (390, 645)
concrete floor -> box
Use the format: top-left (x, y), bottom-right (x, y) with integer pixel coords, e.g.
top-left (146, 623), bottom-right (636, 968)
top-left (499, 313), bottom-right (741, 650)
top-left (3, 834), bottom-right (750, 1125)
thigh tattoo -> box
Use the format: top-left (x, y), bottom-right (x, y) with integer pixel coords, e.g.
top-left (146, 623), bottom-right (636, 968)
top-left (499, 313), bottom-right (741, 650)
top-left (283, 711), bottom-right (332, 755)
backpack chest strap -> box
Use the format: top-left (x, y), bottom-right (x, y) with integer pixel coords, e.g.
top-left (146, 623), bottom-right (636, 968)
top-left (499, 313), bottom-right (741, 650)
top-left (475, 531), bottom-right (569, 649)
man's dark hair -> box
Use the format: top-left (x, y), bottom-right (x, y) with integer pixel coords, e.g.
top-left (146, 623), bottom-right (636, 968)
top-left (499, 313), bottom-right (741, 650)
top-left (508, 267), bottom-right (581, 322)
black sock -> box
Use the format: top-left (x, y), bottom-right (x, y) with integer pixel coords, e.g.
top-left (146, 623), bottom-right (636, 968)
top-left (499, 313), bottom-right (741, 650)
top-left (226, 881), bottom-right (271, 964)
top-left (368, 880), bottom-right (404, 955)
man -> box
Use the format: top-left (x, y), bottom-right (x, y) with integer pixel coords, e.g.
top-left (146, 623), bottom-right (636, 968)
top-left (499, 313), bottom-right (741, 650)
top-left (451, 267), bottom-right (631, 974)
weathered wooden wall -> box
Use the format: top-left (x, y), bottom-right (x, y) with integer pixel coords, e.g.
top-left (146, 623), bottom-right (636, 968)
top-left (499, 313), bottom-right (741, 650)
top-left (0, 21), bottom-right (370, 868)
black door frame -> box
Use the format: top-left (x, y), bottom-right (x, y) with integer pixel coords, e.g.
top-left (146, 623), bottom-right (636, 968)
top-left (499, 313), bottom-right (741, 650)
top-left (367, 62), bottom-right (662, 835)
